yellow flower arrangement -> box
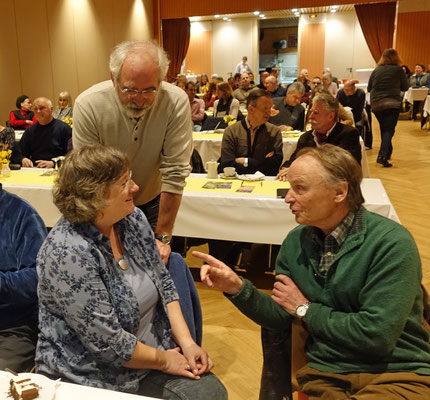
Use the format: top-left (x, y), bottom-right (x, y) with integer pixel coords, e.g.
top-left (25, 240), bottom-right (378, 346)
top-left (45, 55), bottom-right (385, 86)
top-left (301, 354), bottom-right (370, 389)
top-left (0, 144), bottom-right (12, 164)
top-left (63, 117), bottom-right (73, 128)
top-left (223, 115), bottom-right (237, 126)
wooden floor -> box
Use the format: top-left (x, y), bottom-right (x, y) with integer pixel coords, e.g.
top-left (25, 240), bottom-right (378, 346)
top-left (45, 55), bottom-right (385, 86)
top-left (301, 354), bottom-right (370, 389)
top-left (185, 117), bottom-right (430, 400)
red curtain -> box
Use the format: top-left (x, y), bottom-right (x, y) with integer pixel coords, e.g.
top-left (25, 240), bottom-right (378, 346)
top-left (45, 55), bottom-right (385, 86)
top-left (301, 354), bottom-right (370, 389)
top-left (162, 18), bottom-right (190, 82)
top-left (355, 2), bottom-right (397, 63)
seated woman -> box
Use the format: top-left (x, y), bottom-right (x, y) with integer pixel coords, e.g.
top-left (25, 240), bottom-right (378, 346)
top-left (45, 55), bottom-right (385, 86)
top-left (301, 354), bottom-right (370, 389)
top-left (213, 82), bottom-right (240, 119)
top-left (322, 72), bottom-right (338, 97)
top-left (0, 123), bottom-right (21, 165)
top-left (9, 95), bottom-right (36, 129)
top-left (197, 74), bottom-right (209, 94)
top-left (203, 81), bottom-right (217, 110)
top-left (35, 145), bottom-right (227, 399)
top-left (52, 91), bottom-right (73, 122)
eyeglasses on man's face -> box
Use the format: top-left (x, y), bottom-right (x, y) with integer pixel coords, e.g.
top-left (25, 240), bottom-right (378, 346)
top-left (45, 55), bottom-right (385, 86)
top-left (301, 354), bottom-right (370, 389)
top-left (119, 85), bottom-right (157, 98)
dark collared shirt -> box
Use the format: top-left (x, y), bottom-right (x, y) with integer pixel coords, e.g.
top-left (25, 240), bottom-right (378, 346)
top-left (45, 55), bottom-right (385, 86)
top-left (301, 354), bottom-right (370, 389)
top-left (311, 209), bottom-right (356, 276)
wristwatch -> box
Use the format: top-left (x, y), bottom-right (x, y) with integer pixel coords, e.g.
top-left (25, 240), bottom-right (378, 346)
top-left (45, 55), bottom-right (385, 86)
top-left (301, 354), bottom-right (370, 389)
top-left (243, 157), bottom-right (248, 167)
top-left (155, 233), bottom-right (172, 245)
top-left (295, 302), bottom-right (311, 319)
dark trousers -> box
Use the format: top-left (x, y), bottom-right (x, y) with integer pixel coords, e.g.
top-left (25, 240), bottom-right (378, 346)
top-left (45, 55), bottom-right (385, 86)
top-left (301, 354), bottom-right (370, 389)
top-left (0, 323), bottom-right (38, 372)
top-left (373, 108), bottom-right (400, 159)
top-left (137, 195), bottom-right (160, 230)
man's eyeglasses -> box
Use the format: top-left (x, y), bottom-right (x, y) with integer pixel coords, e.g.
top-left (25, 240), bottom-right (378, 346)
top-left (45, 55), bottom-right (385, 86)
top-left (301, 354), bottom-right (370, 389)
top-left (113, 171), bottom-right (133, 190)
top-left (120, 86), bottom-right (157, 98)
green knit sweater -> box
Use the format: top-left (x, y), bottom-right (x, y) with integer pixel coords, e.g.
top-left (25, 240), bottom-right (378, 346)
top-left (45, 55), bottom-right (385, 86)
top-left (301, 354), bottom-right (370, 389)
top-left (228, 207), bottom-right (430, 374)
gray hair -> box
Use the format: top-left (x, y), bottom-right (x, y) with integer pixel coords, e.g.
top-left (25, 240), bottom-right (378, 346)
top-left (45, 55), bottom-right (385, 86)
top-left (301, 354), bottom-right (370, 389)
top-left (58, 91), bottom-right (72, 104)
top-left (109, 40), bottom-right (170, 83)
top-left (53, 145), bottom-right (130, 223)
top-left (296, 144), bottom-right (364, 211)
top-left (312, 93), bottom-right (339, 120)
top-left (322, 72), bottom-right (333, 82)
top-left (287, 82), bottom-right (305, 95)
top-left (34, 97), bottom-right (53, 108)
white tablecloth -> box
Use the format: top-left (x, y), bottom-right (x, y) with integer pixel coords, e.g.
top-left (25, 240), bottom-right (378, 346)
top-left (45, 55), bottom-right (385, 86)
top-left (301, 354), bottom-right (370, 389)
top-left (0, 371), bottom-right (158, 400)
top-left (423, 96), bottom-right (430, 118)
top-left (193, 134), bottom-right (299, 166)
top-left (193, 134), bottom-right (370, 178)
top-left (404, 87), bottom-right (429, 104)
top-left (2, 170), bottom-right (398, 244)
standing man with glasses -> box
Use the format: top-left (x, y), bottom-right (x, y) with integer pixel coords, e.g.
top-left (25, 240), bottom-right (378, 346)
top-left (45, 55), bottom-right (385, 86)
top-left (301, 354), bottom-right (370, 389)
top-left (73, 41), bottom-right (193, 263)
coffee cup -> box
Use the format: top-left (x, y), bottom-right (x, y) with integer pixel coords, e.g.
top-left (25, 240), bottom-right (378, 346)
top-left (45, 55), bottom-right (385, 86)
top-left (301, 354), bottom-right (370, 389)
top-left (223, 167), bottom-right (236, 177)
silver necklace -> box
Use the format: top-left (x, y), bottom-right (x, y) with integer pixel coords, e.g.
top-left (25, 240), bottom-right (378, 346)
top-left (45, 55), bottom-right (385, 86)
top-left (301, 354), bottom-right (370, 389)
top-left (115, 229), bottom-right (129, 271)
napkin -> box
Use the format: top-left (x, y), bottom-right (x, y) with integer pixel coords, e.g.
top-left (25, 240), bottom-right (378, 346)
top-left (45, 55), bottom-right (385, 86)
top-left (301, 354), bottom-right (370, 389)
top-left (236, 171), bottom-right (265, 180)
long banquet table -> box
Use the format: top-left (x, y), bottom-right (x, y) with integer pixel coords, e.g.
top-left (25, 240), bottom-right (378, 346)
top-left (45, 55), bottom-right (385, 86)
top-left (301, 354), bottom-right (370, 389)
top-left (193, 132), bottom-right (371, 178)
top-left (1, 170), bottom-right (399, 245)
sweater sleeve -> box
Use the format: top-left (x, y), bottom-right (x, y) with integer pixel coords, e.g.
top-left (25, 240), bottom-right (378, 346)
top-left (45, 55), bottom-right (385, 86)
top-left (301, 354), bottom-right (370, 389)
top-left (0, 202), bottom-right (46, 307)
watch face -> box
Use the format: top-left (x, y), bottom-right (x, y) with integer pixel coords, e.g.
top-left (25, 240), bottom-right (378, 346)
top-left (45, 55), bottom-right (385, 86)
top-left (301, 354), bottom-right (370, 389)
top-left (156, 234), bottom-right (171, 245)
top-left (296, 303), bottom-right (309, 318)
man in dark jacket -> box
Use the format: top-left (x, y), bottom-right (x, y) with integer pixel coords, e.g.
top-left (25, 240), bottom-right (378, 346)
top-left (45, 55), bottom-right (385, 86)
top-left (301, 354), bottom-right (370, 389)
top-left (276, 93), bottom-right (361, 181)
top-left (0, 184), bottom-right (47, 371)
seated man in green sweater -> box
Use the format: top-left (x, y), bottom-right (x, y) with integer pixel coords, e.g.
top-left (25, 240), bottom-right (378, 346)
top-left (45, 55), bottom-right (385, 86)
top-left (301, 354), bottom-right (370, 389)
top-left (193, 144), bottom-right (430, 399)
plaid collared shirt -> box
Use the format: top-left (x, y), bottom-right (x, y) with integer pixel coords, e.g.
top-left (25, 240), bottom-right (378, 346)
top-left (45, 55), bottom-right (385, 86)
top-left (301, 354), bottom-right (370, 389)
top-left (311, 209), bottom-right (356, 277)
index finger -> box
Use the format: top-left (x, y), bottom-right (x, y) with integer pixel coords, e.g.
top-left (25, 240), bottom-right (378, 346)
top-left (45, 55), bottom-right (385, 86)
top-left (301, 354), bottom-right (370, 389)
top-left (192, 251), bottom-right (222, 266)
top-left (275, 274), bottom-right (293, 285)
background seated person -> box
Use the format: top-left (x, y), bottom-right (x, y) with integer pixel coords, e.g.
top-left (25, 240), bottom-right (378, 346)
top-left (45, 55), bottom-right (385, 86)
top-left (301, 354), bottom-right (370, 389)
top-left (185, 81), bottom-right (205, 132)
top-left (193, 145), bottom-right (430, 400)
top-left (202, 81), bottom-right (217, 110)
top-left (9, 95), bottom-right (36, 129)
top-left (295, 73), bottom-right (311, 104)
top-left (19, 97), bottom-right (72, 168)
top-left (269, 82), bottom-right (305, 131)
top-left (264, 76), bottom-right (286, 98)
top-left (219, 89), bottom-right (283, 177)
top-left (257, 71), bottom-right (269, 89)
top-left (35, 145), bottom-right (227, 399)
top-left (277, 93), bottom-right (361, 181)
top-left (196, 74), bottom-right (209, 94)
top-left (409, 64), bottom-right (430, 120)
top-left (336, 80), bottom-right (366, 131)
top-left (307, 86), bottom-right (353, 128)
top-left (233, 72), bottom-right (256, 107)
top-left (322, 72), bottom-right (338, 97)
top-left (213, 82), bottom-right (240, 119)
top-left (52, 91), bottom-right (73, 122)
top-left (0, 184), bottom-right (47, 372)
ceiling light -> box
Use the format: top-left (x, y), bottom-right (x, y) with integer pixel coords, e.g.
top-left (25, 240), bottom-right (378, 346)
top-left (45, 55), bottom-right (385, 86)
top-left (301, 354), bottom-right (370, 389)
top-left (223, 17), bottom-right (228, 20)
top-left (294, 12), bottom-right (300, 17)
top-left (214, 15), bottom-right (220, 18)
top-left (260, 14), bottom-right (265, 18)
top-left (253, 11), bottom-right (260, 15)
top-left (330, 9), bottom-right (336, 13)
top-left (310, 14), bottom-right (317, 19)
top-left (331, 5), bottom-right (339, 9)
top-left (292, 9), bottom-right (298, 12)
top-left (228, 18), bottom-right (232, 21)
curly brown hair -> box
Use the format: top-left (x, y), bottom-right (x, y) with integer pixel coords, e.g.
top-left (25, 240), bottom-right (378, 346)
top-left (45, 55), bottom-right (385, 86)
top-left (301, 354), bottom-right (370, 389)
top-left (53, 145), bottom-right (130, 223)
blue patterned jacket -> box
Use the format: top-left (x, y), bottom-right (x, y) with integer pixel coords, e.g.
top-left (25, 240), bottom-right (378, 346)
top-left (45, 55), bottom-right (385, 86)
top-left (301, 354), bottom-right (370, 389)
top-left (35, 208), bottom-right (178, 393)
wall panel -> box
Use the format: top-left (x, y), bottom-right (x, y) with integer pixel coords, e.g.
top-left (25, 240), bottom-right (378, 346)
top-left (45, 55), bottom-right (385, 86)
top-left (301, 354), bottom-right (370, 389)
top-left (185, 29), bottom-right (213, 76)
top-left (0, 0), bottom-right (154, 123)
top-left (0, 1), bottom-right (22, 124)
top-left (298, 23), bottom-right (325, 79)
top-left (396, 11), bottom-right (430, 70)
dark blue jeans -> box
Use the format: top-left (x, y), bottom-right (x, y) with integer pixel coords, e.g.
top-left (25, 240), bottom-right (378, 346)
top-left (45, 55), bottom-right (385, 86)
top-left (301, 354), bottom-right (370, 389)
top-left (137, 370), bottom-right (228, 400)
top-left (373, 108), bottom-right (400, 159)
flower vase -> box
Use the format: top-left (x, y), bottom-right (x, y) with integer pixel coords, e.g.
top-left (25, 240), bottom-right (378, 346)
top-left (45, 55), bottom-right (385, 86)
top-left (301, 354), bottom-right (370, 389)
top-left (1, 163), bottom-right (11, 177)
